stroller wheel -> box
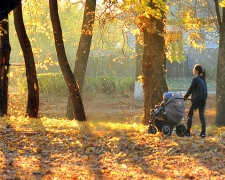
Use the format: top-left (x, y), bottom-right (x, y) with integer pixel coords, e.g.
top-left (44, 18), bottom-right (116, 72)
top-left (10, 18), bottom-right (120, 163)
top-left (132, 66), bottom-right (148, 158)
top-left (148, 126), bottom-right (157, 134)
top-left (176, 124), bottom-right (186, 137)
top-left (162, 124), bottom-right (173, 136)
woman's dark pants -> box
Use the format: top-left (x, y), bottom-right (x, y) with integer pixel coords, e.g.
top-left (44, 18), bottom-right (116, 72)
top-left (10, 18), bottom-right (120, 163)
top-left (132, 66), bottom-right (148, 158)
top-left (187, 100), bottom-right (206, 134)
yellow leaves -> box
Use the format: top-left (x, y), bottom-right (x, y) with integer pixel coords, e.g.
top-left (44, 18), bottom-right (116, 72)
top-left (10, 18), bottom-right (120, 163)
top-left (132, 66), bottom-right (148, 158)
top-left (122, 0), bottom-right (168, 25)
top-left (143, 11), bottom-right (151, 19)
top-left (132, 28), bottom-right (140, 36)
top-left (36, 53), bottom-right (58, 70)
top-left (37, 156), bottom-right (41, 160)
top-left (110, 137), bottom-right (120, 142)
top-left (184, 13), bottom-right (201, 31)
top-left (165, 30), bottom-right (186, 63)
top-left (0, 24), bottom-right (8, 35)
top-left (153, 136), bottom-right (160, 142)
top-left (125, 4), bottom-right (132, 11)
top-left (144, 6), bottom-right (164, 20)
top-left (95, 121), bottom-right (146, 133)
top-left (1, 117), bottom-right (225, 179)
top-left (137, 75), bottom-right (143, 83)
top-left (110, 17), bottom-right (116, 23)
top-left (34, 83), bottom-right (37, 91)
top-left (220, 168), bottom-right (225, 174)
top-left (4, 91), bottom-right (225, 179)
top-left (220, 0), bottom-right (225, 7)
top-left (105, 12), bottom-right (111, 19)
top-left (18, 149), bottom-right (24, 154)
top-left (110, 171), bottom-right (117, 175)
top-left (187, 32), bottom-right (206, 51)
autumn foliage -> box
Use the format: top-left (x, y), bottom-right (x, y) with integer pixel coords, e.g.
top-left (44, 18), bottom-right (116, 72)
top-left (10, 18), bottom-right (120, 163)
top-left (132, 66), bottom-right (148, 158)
top-left (0, 0), bottom-right (225, 178)
top-left (0, 92), bottom-right (224, 179)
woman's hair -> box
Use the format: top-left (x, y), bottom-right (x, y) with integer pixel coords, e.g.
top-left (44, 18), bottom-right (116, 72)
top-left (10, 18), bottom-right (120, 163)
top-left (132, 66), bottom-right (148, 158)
top-left (194, 64), bottom-right (206, 79)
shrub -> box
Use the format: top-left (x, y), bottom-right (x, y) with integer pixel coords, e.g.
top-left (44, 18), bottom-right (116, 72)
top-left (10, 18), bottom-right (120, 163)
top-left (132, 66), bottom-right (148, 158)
top-left (25, 74), bottom-right (135, 96)
top-left (37, 73), bottom-right (67, 96)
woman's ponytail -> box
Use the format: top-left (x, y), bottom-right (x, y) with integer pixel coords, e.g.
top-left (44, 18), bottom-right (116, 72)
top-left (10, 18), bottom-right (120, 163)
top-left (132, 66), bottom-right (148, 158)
top-left (194, 64), bottom-right (206, 80)
top-left (201, 68), bottom-right (206, 79)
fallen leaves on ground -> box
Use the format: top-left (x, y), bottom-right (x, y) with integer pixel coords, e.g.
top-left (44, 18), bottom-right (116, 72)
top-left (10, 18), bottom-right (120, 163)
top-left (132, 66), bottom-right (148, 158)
top-left (0, 92), bottom-right (224, 179)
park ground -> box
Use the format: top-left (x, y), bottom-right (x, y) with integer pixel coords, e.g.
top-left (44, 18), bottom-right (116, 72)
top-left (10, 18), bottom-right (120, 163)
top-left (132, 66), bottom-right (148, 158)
top-left (0, 92), bottom-right (224, 179)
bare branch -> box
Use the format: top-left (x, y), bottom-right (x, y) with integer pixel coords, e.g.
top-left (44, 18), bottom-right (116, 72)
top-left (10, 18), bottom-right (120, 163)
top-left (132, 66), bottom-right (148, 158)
top-left (206, 0), bottom-right (219, 31)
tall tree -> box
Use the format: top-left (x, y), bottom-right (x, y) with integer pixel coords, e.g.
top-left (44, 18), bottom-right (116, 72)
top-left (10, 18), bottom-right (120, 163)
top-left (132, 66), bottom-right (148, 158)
top-left (214, 0), bottom-right (225, 126)
top-left (49, 0), bottom-right (86, 121)
top-left (67, 0), bottom-right (97, 119)
top-left (141, 3), bottom-right (168, 124)
top-left (0, 16), bottom-right (11, 116)
top-left (14, 3), bottom-right (39, 118)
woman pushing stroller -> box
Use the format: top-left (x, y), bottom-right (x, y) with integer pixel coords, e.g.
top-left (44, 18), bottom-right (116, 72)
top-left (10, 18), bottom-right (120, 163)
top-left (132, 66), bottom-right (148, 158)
top-left (184, 64), bottom-right (207, 137)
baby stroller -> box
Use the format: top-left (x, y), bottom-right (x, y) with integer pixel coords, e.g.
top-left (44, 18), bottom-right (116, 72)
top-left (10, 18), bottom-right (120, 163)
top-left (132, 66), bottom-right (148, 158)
top-left (148, 93), bottom-right (187, 137)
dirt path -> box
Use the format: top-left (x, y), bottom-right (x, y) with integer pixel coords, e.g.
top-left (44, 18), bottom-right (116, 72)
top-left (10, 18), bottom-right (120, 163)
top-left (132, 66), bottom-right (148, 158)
top-left (8, 91), bottom-right (217, 128)
top-left (37, 92), bottom-right (217, 132)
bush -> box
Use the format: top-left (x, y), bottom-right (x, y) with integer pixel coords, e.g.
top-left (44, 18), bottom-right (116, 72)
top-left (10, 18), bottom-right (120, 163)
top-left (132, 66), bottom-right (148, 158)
top-left (18, 73), bottom-right (135, 96)
top-left (83, 76), bottom-right (134, 95)
top-left (37, 73), bottom-right (68, 96)
top-left (15, 72), bottom-right (216, 97)
top-left (97, 76), bottom-right (117, 94)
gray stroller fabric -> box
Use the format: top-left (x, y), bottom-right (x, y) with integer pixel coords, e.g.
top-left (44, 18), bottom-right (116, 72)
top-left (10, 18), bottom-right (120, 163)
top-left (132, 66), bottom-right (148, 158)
top-left (164, 94), bottom-right (185, 124)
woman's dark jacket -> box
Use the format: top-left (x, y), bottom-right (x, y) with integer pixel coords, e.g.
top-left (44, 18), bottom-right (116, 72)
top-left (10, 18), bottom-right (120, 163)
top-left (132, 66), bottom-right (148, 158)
top-left (184, 76), bottom-right (207, 103)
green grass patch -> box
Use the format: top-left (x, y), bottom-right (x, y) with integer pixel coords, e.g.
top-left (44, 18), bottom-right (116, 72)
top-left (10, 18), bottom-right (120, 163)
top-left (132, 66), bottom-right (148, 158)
top-left (167, 78), bottom-right (216, 91)
top-left (15, 73), bottom-right (216, 96)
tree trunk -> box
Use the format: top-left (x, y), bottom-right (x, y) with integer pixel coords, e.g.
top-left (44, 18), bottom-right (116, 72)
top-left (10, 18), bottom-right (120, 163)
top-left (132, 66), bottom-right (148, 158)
top-left (66, 0), bottom-right (96, 119)
top-left (133, 38), bottom-right (144, 101)
top-left (135, 40), bottom-right (143, 80)
top-left (49, 0), bottom-right (86, 121)
top-left (216, 21), bottom-right (225, 126)
top-left (0, 0), bottom-right (21, 22)
top-left (14, 3), bottom-right (39, 118)
top-left (74, 0), bottom-right (96, 90)
top-left (0, 16), bottom-right (11, 116)
top-left (142, 17), bottom-right (168, 124)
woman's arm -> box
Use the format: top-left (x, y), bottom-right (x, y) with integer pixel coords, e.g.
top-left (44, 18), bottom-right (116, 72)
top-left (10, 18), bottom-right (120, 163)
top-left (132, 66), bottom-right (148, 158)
top-left (184, 78), bottom-right (197, 100)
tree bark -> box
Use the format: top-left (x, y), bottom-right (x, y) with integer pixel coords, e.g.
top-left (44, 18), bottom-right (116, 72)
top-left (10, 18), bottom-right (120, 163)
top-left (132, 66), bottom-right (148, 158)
top-left (0, 16), bottom-right (11, 116)
top-left (142, 16), bottom-right (168, 124)
top-left (49, 0), bottom-right (86, 121)
top-left (13, 3), bottom-right (39, 118)
top-left (66, 0), bottom-right (96, 119)
top-left (216, 9), bottom-right (225, 126)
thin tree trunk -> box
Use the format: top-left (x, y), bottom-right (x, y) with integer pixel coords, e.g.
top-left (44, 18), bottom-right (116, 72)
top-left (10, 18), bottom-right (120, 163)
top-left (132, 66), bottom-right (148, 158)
top-left (142, 16), bottom-right (168, 124)
top-left (66, 0), bottom-right (96, 119)
top-left (49, 0), bottom-right (86, 121)
top-left (0, 16), bottom-right (11, 116)
top-left (13, 3), bottom-right (39, 118)
top-left (136, 39), bottom-right (143, 81)
top-left (133, 37), bottom-right (144, 101)
top-left (216, 15), bottom-right (225, 126)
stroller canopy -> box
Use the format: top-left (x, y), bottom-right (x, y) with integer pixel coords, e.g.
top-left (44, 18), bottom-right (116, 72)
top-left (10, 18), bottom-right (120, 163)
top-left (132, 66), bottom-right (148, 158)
top-left (164, 94), bottom-right (185, 124)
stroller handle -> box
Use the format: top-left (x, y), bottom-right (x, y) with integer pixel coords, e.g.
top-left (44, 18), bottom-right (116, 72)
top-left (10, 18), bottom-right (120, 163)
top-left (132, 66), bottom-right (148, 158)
top-left (176, 97), bottom-right (191, 101)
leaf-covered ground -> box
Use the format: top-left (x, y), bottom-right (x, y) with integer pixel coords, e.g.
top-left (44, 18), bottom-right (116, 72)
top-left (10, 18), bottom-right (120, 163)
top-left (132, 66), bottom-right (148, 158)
top-left (0, 92), bottom-right (224, 179)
